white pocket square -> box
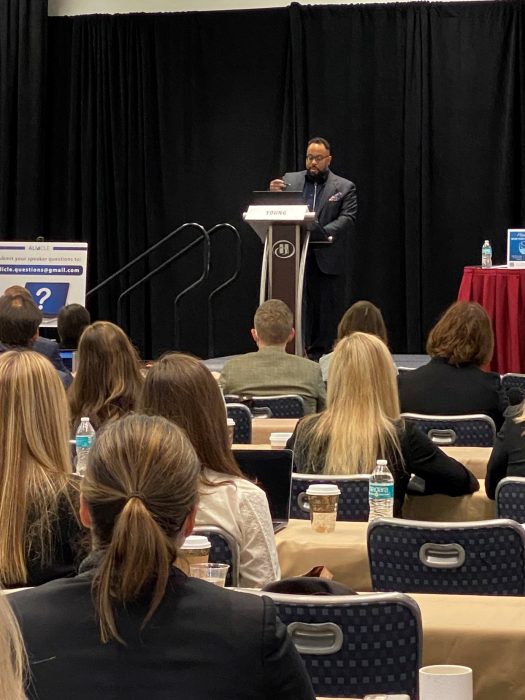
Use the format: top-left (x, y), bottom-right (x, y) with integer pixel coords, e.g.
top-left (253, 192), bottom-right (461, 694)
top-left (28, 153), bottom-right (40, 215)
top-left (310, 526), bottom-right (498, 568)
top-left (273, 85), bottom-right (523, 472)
top-left (328, 192), bottom-right (343, 202)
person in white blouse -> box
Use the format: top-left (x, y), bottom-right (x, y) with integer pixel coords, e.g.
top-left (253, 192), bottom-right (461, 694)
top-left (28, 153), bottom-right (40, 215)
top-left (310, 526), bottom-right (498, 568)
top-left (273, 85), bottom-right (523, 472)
top-left (139, 353), bottom-right (280, 588)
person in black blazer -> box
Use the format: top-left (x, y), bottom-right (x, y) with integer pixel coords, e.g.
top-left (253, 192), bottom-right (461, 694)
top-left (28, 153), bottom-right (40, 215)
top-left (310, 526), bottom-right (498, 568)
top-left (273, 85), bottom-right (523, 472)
top-left (287, 333), bottom-right (478, 516)
top-left (485, 402), bottom-right (525, 499)
top-left (270, 137), bottom-right (357, 358)
top-left (10, 414), bottom-right (315, 700)
top-left (398, 301), bottom-right (507, 429)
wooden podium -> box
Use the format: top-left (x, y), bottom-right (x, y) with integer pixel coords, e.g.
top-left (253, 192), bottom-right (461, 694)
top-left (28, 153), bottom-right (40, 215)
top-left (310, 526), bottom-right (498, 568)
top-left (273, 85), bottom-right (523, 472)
top-left (244, 199), bottom-right (315, 355)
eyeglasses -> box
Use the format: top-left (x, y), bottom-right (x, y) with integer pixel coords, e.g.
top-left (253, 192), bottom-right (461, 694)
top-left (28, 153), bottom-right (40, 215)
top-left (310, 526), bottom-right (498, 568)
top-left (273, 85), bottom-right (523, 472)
top-left (306, 154), bottom-right (330, 163)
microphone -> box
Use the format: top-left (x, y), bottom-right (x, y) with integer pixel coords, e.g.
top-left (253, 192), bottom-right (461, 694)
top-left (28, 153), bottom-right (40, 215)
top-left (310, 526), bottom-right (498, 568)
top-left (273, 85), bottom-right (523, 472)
top-left (36, 236), bottom-right (45, 242)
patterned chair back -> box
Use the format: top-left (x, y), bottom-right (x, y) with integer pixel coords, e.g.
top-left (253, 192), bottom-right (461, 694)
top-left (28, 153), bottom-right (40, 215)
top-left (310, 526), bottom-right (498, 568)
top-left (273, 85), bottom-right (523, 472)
top-left (251, 395), bottom-right (305, 418)
top-left (401, 412), bottom-right (496, 446)
top-left (501, 373), bottom-right (525, 403)
top-left (496, 477), bottom-right (525, 523)
top-left (226, 403), bottom-right (252, 444)
top-left (257, 590), bottom-right (421, 698)
top-left (192, 525), bottom-right (240, 587)
top-left (291, 473), bottom-right (371, 521)
top-left (368, 518), bottom-right (525, 595)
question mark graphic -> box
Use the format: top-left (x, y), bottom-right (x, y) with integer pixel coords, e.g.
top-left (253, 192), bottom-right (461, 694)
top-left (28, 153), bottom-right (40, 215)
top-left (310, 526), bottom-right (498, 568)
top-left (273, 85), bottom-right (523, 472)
top-left (35, 287), bottom-right (52, 310)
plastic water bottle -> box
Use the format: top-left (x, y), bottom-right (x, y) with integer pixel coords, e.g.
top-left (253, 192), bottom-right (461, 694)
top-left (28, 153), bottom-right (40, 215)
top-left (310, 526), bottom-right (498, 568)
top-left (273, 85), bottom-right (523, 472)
top-left (75, 417), bottom-right (95, 476)
top-left (481, 239), bottom-right (492, 268)
top-left (368, 459), bottom-right (394, 522)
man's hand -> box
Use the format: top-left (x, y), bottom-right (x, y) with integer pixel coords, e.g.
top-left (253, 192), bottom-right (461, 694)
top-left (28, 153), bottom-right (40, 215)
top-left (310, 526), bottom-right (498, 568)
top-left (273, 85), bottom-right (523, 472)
top-left (269, 178), bottom-right (287, 191)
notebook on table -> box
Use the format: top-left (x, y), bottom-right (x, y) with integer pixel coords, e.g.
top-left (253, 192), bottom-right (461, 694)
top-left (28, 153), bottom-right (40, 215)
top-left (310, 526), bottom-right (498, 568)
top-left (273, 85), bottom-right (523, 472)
top-left (233, 449), bottom-right (293, 533)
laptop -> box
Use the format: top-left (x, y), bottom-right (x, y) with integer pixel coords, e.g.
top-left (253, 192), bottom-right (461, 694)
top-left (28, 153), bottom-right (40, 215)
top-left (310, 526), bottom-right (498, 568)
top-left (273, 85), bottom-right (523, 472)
top-left (251, 190), bottom-right (305, 206)
top-left (233, 449), bottom-right (293, 533)
top-left (59, 349), bottom-right (75, 372)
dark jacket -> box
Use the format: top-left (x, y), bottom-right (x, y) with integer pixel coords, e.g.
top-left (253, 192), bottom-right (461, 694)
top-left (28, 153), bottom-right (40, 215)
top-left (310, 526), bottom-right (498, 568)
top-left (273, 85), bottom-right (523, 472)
top-left (283, 169), bottom-right (357, 275)
top-left (288, 417), bottom-right (479, 516)
top-left (6, 479), bottom-right (87, 589)
top-left (485, 404), bottom-right (525, 499)
top-left (0, 341), bottom-right (72, 388)
top-left (33, 336), bottom-right (70, 374)
top-left (10, 567), bottom-right (315, 700)
top-left (398, 357), bottom-right (507, 430)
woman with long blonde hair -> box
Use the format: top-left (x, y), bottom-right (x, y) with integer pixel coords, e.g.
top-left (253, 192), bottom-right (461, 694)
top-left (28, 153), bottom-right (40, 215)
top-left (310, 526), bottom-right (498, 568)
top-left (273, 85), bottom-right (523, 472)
top-left (68, 321), bottom-right (143, 431)
top-left (10, 415), bottom-right (314, 700)
top-left (0, 351), bottom-right (86, 587)
top-left (139, 353), bottom-right (280, 587)
top-left (289, 333), bottom-right (479, 514)
top-left (0, 592), bottom-right (26, 699)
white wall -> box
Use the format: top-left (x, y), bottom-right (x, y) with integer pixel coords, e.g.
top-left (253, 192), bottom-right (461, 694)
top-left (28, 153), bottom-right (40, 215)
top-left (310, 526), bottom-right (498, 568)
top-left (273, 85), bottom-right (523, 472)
top-left (48, 0), bottom-right (445, 16)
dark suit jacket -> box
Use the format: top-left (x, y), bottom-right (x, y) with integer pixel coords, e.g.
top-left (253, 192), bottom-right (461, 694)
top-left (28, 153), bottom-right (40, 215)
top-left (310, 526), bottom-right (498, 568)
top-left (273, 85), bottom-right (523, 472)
top-left (398, 357), bottom-right (507, 430)
top-left (485, 403), bottom-right (525, 499)
top-left (10, 568), bottom-right (315, 700)
top-left (283, 169), bottom-right (357, 274)
top-left (0, 341), bottom-right (72, 388)
top-left (33, 336), bottom-right (70, 374)
top-left (288, 417), bottom-right (479, 516)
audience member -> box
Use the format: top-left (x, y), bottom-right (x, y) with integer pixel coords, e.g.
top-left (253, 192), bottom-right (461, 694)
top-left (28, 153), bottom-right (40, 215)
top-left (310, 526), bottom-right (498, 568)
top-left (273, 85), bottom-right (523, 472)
top-left (0, 292), bottom-right (71, 386)
top-left (140, 353), bottom-right (280, 587)
top-left (0, 591), bottom-right (26, 699)
top-left (10, 415), bottom-right (315, 700)
top-left (398, 301), bottom-right (507, 429)
top-left (485, 401), bottom-right (525, 499)
top-left (57, 303), bottom-right (91, 350)
top-left (319, 299), bottom-right (389, 381)
top-left (220, 299), bottom-right (326, 414)
top-left (3, 285), bottom-right (71, 375)
top-left (68, 321), bottom-right (143, 432)
top-left (0, 351), bottom-right (86, 588)
top-left (288, 333), bottom-right (479, 515)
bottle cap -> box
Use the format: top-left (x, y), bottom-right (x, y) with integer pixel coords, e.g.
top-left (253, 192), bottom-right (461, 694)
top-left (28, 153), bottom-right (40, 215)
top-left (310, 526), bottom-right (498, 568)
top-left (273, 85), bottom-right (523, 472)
top-left (81, 416), bottom-right (90, 421)
top-left (376, 459), bottom-right (388, 466)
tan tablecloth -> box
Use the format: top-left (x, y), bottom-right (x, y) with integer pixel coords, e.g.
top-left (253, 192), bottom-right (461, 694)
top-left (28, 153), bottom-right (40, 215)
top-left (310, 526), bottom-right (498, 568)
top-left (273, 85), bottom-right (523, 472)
top-left (251, 417), bottom-right (298, 444)
top-left (277, 485), bottom-right (496, 590)
top-left (250, 419), bottom-right (491, 480)
top-left (411, 592), bottom-right (525, 700)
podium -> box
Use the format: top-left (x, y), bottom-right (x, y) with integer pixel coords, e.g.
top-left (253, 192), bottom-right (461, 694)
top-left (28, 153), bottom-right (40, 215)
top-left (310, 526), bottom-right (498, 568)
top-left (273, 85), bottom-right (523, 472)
top-left (244, 200), bottom-right (315, 355)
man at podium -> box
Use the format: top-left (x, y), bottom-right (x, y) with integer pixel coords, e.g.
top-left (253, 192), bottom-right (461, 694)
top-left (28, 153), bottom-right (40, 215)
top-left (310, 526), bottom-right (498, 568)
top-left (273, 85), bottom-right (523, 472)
top-left (270, 137), bottom-right (357, 360)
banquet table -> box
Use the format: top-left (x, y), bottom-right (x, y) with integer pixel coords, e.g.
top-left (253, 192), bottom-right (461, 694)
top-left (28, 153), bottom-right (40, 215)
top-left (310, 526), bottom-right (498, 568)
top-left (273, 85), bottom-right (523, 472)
top-left (317, 592), bottom-right (525, 699)
top-left (458, 265), bottom-right (525, 373)
top-left (277, 485), bottom-right (496, 589)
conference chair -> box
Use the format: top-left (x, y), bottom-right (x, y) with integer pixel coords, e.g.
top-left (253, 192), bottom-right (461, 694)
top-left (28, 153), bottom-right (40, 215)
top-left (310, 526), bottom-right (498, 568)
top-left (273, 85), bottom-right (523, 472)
top-left (254, 590), bottom-right (421, 698)
top-left (401, 412), bottom-right (496, 446)
top-left (226, 403), bottom-right (252, 443)
top-left (290, 473), bottom-right (371, 521)
top-left (368, 518), bottom-right (525, 596)
top-left (224, 393), bottom-right (305, 418)
top-left (501, 373), bottom-right (525, 404)
top-left (192, 525), bottom-right (240, 587)
top-left (496, 477), bottom-right (525, 523)
top-left (251, 395), bottom-right (305, 418)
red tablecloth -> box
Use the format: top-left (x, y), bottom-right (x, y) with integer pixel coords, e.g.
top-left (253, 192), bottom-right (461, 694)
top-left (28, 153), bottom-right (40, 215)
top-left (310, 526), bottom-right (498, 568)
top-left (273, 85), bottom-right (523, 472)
top-left (458, 266), bottom-right (525, 374)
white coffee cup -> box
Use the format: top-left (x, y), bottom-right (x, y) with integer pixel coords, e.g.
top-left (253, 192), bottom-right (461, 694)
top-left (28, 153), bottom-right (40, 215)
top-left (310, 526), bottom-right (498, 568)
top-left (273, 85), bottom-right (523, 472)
top-left (179, 535), bottom-right (211, 565)
top-left (305, 483), bottom-right (341, 533)
top-left (269, 432), bottom-right (292, 448)
top-left (419, 665), bottom-right (473, 700)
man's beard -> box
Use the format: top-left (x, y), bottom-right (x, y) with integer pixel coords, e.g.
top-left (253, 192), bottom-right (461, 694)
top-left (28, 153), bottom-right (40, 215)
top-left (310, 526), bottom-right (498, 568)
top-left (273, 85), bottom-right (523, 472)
top-left (305, 169), bottom-right (328, 184)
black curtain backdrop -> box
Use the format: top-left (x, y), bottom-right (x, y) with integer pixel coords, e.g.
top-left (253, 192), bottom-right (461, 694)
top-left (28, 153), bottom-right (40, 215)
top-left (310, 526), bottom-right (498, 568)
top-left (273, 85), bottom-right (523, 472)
top-left (10, 2), bottom-right (525, 358)
top-left (0, 0), bottom-right (47, 236)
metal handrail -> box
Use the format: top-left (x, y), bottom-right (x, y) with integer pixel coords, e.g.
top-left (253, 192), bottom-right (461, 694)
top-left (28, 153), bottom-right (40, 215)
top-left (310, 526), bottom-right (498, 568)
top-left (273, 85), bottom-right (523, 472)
top-left (206, 223), bottom-right (242, 357)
